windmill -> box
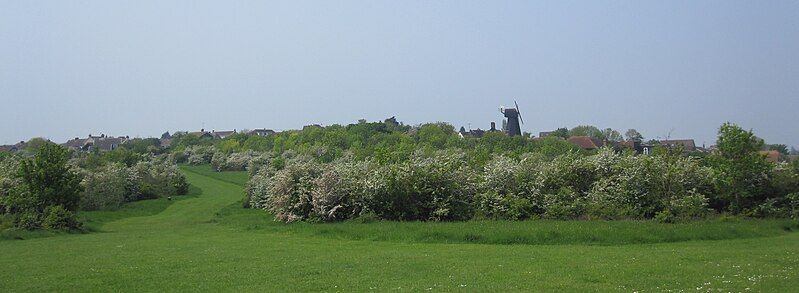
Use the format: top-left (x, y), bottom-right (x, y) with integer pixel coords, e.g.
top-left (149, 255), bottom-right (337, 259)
top-left (499, 100), bottom-right (524, 136)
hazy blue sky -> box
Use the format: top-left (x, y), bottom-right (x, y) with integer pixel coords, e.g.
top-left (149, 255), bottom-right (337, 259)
top-left (2, 1), bottom-right (797, 147)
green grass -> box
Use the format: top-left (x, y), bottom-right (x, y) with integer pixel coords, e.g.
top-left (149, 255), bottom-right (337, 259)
top-left (0, 166), bottom-right (797, 291)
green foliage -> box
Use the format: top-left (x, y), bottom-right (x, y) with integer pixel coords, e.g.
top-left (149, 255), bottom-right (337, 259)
top-left (4, 144), bottom-right (82, 230)
top-left (42, 205), bottom-right (80, 230)
top-left (568, 125), bottom-right (605, 140)
top-left (709, 122), bottom-right (772, 213)
top-left (766, 144), bottom-right (789, 155)
top-left (17, 144), bottom-right (83, 212)
top-left (625, 128), bottom-right (644, 142)
top-left (368, 151), bottom-right (477, 221)
top-left (132, 159), bottom-right (189, 199)
top-left (79, 163), bottom-right (139, 211)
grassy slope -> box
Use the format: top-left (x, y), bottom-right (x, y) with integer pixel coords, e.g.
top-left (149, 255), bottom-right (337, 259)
top-left (0, 167), bottom-right (797, 291)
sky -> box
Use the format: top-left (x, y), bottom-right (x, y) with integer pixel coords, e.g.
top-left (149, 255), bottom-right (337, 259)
top-left (1, 1), bottom-right (798, 148)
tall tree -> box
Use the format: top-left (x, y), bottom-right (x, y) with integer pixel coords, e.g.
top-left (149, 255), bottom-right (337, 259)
top-left (568, 125), bottom-right (605, 140)
top-left (602, 128), bottom-right (623, 142)
top-left (625, 129), bottom-right (644, 142)
top-left (709, 123), bottom-right (771, 213)
top-left (17, 143), bottom-right (83, 212)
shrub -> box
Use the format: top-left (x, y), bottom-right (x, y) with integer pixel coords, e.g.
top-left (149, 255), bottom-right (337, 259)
top-left (79, 163), bottom-right (139, 211)
top-left (367, 151), bottom-right (477, 221)
top-left (475, 155), bottom-right (542, 220)
top-left (585, 150), bottom-right (714, 219)
top-left (15, 210), bottom-right (41, 230)
top-left (264, 161), bottom-right (322, 222)
top-left (311, 160), bottom-right (372, 221)
top-left (0, 156), bottom-right (22, 214)
top-left (212, 151), bottom-right (257, 171)
top-left (246, 167), bottom-right (276, 209)
top-left (42, 205), bottom-right (80, 230)
top-left (185, 146), bottom-right (215, 165)
top-left (133, 160), bottom-right (188, 199)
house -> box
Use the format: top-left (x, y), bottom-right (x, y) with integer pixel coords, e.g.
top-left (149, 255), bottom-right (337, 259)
top-left (62, 137), bottom-right (88, 151)
top-left (84, 134), bottom-right (125, 151)
top-left (567, 136), bottom-right (606, 150)
top-left (212, 130), bottom-right (236, 139)
top-left (458, 122), bottom-right (499, 138)
top-left (62, 134), bottom-right (126, 151)
top-left (248, 129), bottom-right (275, 137)
top-left (659, 139), bottom-right (696, 152)
top-left (189, 129), bottom-right (214, 139)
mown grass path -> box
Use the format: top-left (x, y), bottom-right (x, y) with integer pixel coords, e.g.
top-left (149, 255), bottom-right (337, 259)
top-left (1, 168), bottom-right (798, 291)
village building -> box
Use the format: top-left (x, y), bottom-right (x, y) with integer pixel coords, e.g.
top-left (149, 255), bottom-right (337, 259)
top-left (248, 129), bottom-right (275, 136)
top-left (566, 136), bottom-right (607, 150)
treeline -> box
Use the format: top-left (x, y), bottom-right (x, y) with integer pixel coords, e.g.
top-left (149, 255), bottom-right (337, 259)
top-left (0, 143), bottom-right (188, 231)
top-left (169, 120), bottom-right (583, 167)
top-left (238, 122), bottom-right (798, 222)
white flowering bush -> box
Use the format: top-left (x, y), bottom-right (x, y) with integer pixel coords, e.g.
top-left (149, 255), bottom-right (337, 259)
top-left (79, 163), bottom-right (140, 210)
top-left (476, 155), bottom-right (542, 220)
top-left (311, 159), bottom-right (372, 221)
top-left (185, 145), bottom-right (215, 165)
top-left (0, 156), bottom-right (22, 214)
top-left (263, 161), bottom-right (322, 222)
top-left (247, 152), bottom-right (275, 177)
top-left (246, 166), bottom-right (276, 209)
top-left (367, 151), bottom-right (477, 221)
top-left (212, 151), bottom-right (258, 171)
top-left (133, 160), bottom-right (189, 199)
top-left (586, 151), bottom-right (714, 219)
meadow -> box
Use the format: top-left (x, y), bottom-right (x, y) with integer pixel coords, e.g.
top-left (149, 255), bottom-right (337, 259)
top-left (1, 165), bottom-right (797, 291)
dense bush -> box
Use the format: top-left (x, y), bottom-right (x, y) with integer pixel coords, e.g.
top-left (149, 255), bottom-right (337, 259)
top-left (263, 161), bottom-right (322, 222)
top-left (367, 151), bottom-right (478, 221)
top-left (133, 159), bottom-right (189, 199)
top-left (211, 151), bottom-right (257, 171)
top-left (310, 159), bottom-right (373, 221)
top-left (79, 163), bottom-right (140, 211)
top-left (0, 156), bottom-right (22, 214)
top-left (585, 149), bottom-right (714, 220)
top-left (185, 146), bottom-right (215, 165)
top-left (3, 144), bottom-right (83, 230)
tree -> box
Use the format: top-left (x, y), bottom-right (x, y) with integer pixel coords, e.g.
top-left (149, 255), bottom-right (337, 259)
top-left (766, 144), bottom-right (789, 156)
top-left (602, 128), bottom-right (623, 142)
top-left (17, 144), bottom-right (83, 213)
top-left (709, 123), bottom-right (771, 213)
top-left (5, 144), bottom-right (83, 229)
top-left (625, 129), bottom-right (644, 142)
top-left (551, 128), bottom-right (569, 139)
top-left (568, 125), bottom-right (605, 140)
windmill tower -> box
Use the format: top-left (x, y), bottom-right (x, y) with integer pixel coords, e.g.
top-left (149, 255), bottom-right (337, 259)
top-left (499, 101), bottom-right (524, 136)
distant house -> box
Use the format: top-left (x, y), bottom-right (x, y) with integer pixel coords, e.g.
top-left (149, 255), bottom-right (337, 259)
top-left (62, 134), bottom-right (126, 151)
top-left (85, 134), bottom-right (125, 151)
top-left (567, 136), bottom-right (606, 150)
top-left (0, 142), bottom-right (23, 152)
top-left (189, 129), bottom-right (214, 139)
top-left (62, 137), bottom-right (88, 151)
top-left (248, 129), bottom-right (275, 137)
top-left (212, 130), bottom-right (236, 139)
top-left (458, 122), bottom-right (499, 138)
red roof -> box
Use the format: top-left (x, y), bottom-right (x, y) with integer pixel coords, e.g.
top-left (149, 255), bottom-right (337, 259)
top-left (567, 136), bottom-right (605, 149)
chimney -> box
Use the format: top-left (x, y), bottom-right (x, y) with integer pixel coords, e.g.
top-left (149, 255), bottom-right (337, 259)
top-left (490, 122), bottom-right (496, 131)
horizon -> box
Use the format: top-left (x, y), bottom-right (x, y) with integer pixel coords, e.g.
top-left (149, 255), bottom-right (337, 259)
top-left (2, 1), bottom-right (797, 148)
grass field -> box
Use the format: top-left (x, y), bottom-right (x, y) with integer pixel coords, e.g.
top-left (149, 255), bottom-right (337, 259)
top-left (1, 166), bottom-right (798, 291)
